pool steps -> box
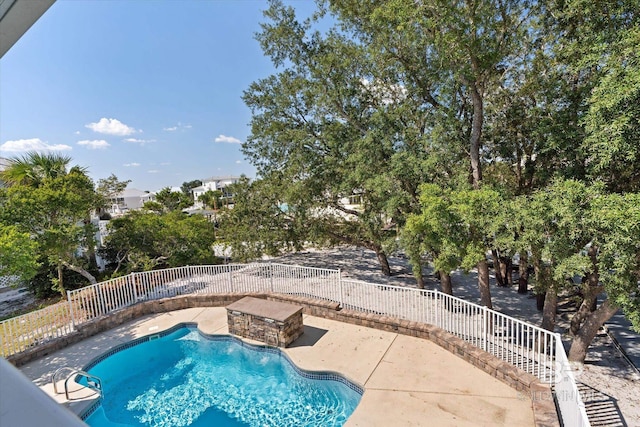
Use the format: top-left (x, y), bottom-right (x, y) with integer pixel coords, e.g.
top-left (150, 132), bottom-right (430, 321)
top-left (47, 367), bottom-right (103, 420)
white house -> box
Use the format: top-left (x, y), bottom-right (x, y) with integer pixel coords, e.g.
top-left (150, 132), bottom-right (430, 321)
top-left (192, 176), bottom-right (241, 208)
top-left (0, 157), bottom-right (9, 187)
top-left (108, 188), bottom-right (155, 214)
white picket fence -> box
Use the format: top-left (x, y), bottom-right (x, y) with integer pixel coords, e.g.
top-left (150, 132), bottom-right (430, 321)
top-left (0, 263), bottom-right (589, 426)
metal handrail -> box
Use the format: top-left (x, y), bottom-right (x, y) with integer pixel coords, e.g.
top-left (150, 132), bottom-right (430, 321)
top-left (52, 366), bottom-right (102, 400)
top-left (52, 366), bottom-right (76, 393)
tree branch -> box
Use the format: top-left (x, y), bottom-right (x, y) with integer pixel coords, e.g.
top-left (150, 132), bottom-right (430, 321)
top-left (61, 260), bottom-right (97, 285)
top-left (330, 202), bottom-right (362, 217)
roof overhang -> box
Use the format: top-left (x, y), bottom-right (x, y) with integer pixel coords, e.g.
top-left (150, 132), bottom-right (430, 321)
top-left (0, 0), bottom-right (56, 58)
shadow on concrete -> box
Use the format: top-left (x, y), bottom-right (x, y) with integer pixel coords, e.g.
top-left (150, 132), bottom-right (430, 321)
top-left (288, 325), bottom-right (328, 348)
top-left (578, 382), bottom-right (627, 427)
top-left (21, 315), bottom-right (155, 387)
top-left (606, 310), bottom-right (640, 374)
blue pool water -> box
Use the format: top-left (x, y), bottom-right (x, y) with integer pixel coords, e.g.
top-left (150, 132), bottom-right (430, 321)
top-left (84, 326), bottom-right (361, 427)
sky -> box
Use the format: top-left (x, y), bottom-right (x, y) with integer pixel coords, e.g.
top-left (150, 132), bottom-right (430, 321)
top-left (0, 0), bottom-right (319, 192)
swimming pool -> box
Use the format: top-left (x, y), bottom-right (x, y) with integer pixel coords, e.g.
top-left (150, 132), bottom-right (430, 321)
top-left (82, 324), bottom-right (362, 427)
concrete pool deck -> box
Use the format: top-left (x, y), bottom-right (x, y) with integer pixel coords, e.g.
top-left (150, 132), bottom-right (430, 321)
top-left (20, 307), bottom-right (535, 426)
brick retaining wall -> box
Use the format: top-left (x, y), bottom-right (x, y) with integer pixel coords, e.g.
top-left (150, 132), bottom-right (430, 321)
top-left (8, 293), bottom-right (559, 426)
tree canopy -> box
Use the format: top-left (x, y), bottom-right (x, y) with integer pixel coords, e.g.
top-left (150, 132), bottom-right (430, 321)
top-left (100, 210), bottom-right (219, 274)
top-left (238, 0), bottom-right (640, 361)
top-left (148, 187), bottom-right (193, 212)
top-left (0, 153), bottom-right (101, 295)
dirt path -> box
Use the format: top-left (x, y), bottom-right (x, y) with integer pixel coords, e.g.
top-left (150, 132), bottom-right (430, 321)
top-left (0, 286), bottom-right (35, 318)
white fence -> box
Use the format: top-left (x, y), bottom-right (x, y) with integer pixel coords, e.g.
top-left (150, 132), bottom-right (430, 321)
top-left (0, 263), bottom-right (589, 426)
top-left (1, 300), bottom-right (74, 356)
top-left (0, 274), bottom-right (20, 288)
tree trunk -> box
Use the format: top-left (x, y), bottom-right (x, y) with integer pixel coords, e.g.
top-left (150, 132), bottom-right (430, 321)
top-left (570, 292), bottom-right (598, 336)
top-left (518, 252), bottom-right (529, 294)
top-left (477, 259), bottom-right (492, 308)
top-left (541, 286), bottom-right (557, 332)
top-left (502, 256), bottom-right (513, 286)
top-left (469, 82), bottom-right (484, 189)
top-left (410, 262), bottom-right (425, 289)
top-left (407, 249), bottom-right (424, 289)
top-left (84, 218), bottom-right (98, 270)
top-left (439, 270), bottom-right (453, 295)
top-left (532, 249), bottom-right (547, 312)
top-left (568, 299), bottom-right (619, 363)
top-left (375, 248), bottom-right (391, 276)
top-left (57, 263), bottom-right (65, 296)
top-left (492, 249), bottom-right (505, 287)
top-left (61, 261), bottom-right (98, 285)
top-left (571, 245), bottom-right (602, 333)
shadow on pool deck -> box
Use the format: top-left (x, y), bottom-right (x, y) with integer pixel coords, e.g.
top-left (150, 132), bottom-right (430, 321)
top-left (288, 325), bottom-right (328, 347)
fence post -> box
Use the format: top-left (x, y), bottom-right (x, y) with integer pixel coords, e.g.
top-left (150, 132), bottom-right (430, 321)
top-left (228, 264), bottom-right (234, 292)
top-left (338, 269), bottom-right (344, 307)
top-left (131, 273), bottom-right (139, 303)
top-left (482, 305), bottom-right (488, 352)
top-left (269, 261), bottom-right (274, 293)
top-left (554, 332), bottom-right (562, 385)
top-left (67, 290), bottom-right (76, 330)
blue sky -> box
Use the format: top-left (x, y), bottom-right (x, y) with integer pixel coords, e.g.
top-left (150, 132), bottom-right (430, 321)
top-left (0, 0), bottom-right (317, 192)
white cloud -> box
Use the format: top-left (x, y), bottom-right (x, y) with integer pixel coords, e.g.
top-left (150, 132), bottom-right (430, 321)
top-left (214, 134), bottom-right (242, 144)
top-left (147, 169), bottom-right (159, 174)
top-left (159, 162), bottom-right (170, 166)
top-left (86, 118), bottom-right (137, 136)
top-left (235, 160), bottom-right (242, 164)
top-left (0, 138), bottom-right (72, 152)
top-left (74, 131), bottom-right (81, 135)
top-left (77, 139), bottom-right (110, 150)
top-left (163, 122), bottom-right (191, 132)
top-left (124, 162), bottom-right (141, 167)
top-left (124, 138), bottom-right (155, 145)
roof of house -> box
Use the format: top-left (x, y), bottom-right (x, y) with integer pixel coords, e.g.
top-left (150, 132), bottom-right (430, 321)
top-left (202, 176), bottom-right (242, 183)
top-left (0, 157), bottom-right (9, 171)
top-left (117, 188), bottom-right (151, 198)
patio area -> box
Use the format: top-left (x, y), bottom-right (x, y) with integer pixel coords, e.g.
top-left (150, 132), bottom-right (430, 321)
top-left (19, 307), bottom-right (535, 426)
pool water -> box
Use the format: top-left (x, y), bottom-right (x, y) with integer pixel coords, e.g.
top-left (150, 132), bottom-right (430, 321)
top-left (84, 326), bottom-right (361, 427)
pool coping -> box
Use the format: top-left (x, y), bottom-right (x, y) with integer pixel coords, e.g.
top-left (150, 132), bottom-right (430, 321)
top-left (12, 293), bottom-right (558, 426)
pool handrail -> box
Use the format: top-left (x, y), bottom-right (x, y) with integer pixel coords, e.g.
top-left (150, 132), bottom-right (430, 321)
top-left (52, 366), bottom-right (103, 401)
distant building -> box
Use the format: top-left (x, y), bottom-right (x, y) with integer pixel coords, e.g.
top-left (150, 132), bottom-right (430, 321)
top-left (0, 157), bottom-right (9, 187)
top-left (192, 176), bottom-right (241, 208)
top-left (108, 188), bottom-right (155, 214)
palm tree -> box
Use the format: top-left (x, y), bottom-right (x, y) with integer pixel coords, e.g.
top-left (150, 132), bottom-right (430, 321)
top-left (199, 190), bottom-right (223, 210)
top-left (1, 152), bottom-right (98, 294)
top-left (0, 152), bottom-right (75, 187)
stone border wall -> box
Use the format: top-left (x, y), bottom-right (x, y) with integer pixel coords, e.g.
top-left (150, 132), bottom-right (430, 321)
top-left (8, 293), bottom-right (559, 426)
